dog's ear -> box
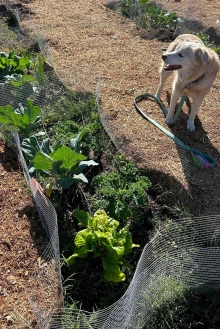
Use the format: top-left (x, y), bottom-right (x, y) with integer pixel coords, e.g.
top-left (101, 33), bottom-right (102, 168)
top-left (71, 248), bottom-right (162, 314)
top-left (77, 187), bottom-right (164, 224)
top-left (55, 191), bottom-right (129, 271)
top-left (195, 47), bottom-right (209, 65)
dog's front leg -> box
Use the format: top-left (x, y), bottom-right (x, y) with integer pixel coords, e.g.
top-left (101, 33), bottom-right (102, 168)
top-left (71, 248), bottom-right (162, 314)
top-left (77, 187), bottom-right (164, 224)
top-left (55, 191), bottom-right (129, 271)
top-left (155, 66), bottom-right (173, 99)
top-left (187, 97), bottom-right (204, 131)
top-left (165, 85), bottom-right (182, 125)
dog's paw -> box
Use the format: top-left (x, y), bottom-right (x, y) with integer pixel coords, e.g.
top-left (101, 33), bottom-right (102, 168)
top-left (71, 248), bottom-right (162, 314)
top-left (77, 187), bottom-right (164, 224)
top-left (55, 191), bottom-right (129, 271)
top-left (187, 122), bottom-right (195, 131)
top-left (165, 116), bottom-right (174, 125)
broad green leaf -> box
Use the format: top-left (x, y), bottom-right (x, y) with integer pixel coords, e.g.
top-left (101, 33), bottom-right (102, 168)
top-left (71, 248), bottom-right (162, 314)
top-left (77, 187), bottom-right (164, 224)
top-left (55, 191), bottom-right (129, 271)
top-left (25, 100), bottom-right (41, 123)
top-left (74, 229), bottom-right (88, 247)
top-left (25, 118), bottom-right (41, 135)
top-left (0, 57), bottom-right (7, 65)
top-left (103, 270), bottom-right (125, 282)
top-left (57, 176), bottom-right (75, 189)
top-left (93, 210), bottom-right (119, 231)
top-left (33, 151), bottom-right (53, 170)
top-left (8, 59), bottom-right (17, 66)
top-left (50, 145), bottom-right (86, 170)
top-left (21, 136), bottom-right (40, 160)
top-left (102, 251), bottom-right (119, 273)
top-left (8, 74), bottom-right (35, 87)
top-left (69, 127), bottom-right (89, 152)
top-left (52, 160), bottom-right (66, 175)
top-left (76, 247), bottom-right (90, 258)
top-left (123, 230), bottom-right (133, 255)
top-left (41, 137), bottom-right (53, 155)
top-left (94, 231), bottom-right (111, 240)
top-left (66, 254), bottom-right (77, 265)
top-left (19, 57), bottom-right (30, 66)
top-left (0, 107), bottom-right (25, 129)
top-left (76, 160), bottom-right (99, 173)
top-left (112, 246), bottom-right (125, 258)
top-left (72, 173), bottom-right (88, 183)
top-left (21, 74), bottom-right (36, 83)
top-left (74, 210), bottom-right (91, 228)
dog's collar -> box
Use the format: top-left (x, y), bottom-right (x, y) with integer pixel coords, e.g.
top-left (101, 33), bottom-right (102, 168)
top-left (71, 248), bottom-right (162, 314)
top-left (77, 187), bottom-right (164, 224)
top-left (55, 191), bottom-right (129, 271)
top-left (183, 73), bottom-right (205, 95)
top-left (191, 73), bottom-right (205, 84)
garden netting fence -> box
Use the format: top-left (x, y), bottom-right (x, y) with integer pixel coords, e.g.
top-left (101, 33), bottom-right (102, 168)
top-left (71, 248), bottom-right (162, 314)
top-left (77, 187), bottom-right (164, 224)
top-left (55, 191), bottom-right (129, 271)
top-left (1, 0), bottom-right (220, 328)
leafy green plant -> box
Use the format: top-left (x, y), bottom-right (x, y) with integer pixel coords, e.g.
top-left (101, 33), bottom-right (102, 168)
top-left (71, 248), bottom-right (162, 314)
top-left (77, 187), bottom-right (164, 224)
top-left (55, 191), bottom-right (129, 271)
top-left (67, 209), bottom-right (139, 282)
top-left (0, 100), bottom-right (41, 137)
top-left (49, 120), bottom-right (80, 142)
top-left (0, 50), bottom-right (34, 80)
top-left (146, 5), bottom-right (177, 30)
top-left (21, 126), bottom-right (98, 190)
top-left (21, 134), bottom-right (51, 160)
top-left (119, 0), bottom-right (177, 31)
top-left (32, 144), bottom-right (98, 189)
top-left (91, 157), bottom-right (151, 222)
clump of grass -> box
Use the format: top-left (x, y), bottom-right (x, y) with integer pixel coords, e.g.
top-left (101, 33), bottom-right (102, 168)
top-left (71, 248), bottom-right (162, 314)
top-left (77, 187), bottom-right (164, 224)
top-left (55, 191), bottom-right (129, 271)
top-left (144, 275), bottom-right (220, 329)
top-left (148, 289), bottom-right (220, 329)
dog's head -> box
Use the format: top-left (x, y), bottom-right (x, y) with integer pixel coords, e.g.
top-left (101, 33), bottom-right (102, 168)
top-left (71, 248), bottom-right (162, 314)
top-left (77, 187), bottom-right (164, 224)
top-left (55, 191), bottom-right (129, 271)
top-left (162, 42), bottom-right (209, 71)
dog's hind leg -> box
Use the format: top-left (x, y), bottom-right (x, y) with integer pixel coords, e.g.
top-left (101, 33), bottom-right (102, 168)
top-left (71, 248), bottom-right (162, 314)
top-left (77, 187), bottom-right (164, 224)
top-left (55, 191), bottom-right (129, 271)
top-left (156, 67), bottom-right (173, 99)
top-left (187, 96), bottom-right (206, 131)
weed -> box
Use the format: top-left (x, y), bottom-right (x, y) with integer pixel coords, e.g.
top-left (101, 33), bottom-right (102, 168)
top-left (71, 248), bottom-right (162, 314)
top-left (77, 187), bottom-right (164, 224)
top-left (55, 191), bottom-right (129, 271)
top-left (43, 84), bottom-right (105, 157)
top-left (147, 287), bottom-right (220, 329)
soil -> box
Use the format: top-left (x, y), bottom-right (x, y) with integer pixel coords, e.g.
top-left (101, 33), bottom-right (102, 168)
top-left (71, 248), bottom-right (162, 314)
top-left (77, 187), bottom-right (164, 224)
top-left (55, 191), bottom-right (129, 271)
top-left (0, 140), bottom-right (47, 328)
top-left (0, 0), bottom-right (220, 328)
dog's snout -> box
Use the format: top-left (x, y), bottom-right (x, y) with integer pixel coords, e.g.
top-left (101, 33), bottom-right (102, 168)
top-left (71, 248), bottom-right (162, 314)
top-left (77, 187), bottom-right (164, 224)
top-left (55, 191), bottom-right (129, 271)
top-left (162, 54), bottom-right (167, 61)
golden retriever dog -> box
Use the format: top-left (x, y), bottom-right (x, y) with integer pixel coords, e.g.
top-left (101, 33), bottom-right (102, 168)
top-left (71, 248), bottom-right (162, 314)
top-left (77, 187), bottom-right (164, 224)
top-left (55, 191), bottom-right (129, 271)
top-left (156, 34), bottom-right (219, 131)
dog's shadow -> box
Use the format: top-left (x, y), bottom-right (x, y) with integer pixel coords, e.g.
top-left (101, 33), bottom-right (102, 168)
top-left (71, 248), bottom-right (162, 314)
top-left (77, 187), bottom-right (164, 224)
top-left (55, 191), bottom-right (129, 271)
top-left (165, 92), bottom-right (220, 216)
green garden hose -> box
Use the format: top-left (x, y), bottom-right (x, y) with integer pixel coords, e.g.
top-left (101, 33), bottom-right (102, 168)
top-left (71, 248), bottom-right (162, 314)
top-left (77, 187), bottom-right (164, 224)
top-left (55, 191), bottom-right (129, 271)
top-left (134, 93), bottom-right (216, 169)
